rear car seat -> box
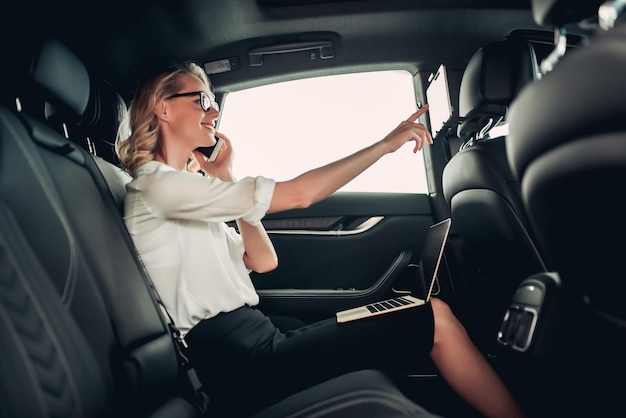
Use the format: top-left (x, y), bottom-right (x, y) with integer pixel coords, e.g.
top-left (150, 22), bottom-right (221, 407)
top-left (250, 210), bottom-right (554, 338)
top-left (0, 37), bottom-right (440, 418)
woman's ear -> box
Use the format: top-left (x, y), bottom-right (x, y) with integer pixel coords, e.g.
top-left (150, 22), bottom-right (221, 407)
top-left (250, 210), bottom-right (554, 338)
top-left (155, 99), bottom-right (170, 122)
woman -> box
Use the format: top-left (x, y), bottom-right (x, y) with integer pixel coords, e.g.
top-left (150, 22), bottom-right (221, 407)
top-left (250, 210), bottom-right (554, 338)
top-left (116, 62), bottom-right (526, 418)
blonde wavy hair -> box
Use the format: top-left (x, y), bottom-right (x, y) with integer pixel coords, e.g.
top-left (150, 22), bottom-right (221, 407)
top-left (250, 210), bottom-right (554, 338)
top-left (116, 62), bottom-right (211, 176)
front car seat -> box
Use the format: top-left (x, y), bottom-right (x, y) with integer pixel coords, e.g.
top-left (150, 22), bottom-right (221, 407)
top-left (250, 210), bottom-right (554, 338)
top-left (503, 0), bottom-right (626, 414)
top-left (508, 0), bottom-right (626, 331)
top-left (442, 35), bottom-right (549, 345)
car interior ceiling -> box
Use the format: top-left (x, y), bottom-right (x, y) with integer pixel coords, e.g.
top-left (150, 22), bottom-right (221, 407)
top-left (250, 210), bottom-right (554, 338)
top-left (7, 1), bottom-right (560, 100)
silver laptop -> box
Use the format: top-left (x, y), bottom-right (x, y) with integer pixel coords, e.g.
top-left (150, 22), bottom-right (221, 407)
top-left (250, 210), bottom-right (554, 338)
top-left (336, 218), bottom-right (451, 324)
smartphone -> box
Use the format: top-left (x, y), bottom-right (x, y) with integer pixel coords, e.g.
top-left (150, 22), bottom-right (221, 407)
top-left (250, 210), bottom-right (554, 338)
top-left (197, 137), bottom-right (224, 162)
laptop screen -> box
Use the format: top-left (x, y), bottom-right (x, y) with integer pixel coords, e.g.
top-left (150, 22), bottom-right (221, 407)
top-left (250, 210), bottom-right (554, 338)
top-left (415, 218), bottom-right (451, 300)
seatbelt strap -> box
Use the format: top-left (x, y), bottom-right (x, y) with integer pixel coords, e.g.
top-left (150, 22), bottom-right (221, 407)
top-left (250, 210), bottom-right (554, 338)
top-left (127, 238), bottom-right (212, 416)
top-left (163, 301), bottom-right (212, 415)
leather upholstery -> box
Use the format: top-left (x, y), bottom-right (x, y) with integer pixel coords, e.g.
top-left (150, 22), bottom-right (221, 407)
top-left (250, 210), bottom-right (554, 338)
top-left (499, 5), bottom-right (626, 414)
top-left (21, 38), bottom-right (90, 122)
top-left (442, 36), bottom-right (550, 342)
top-left (2, 39), bottom-right (185, 418)
top-left (0, 201), bottom-right (112, 418)
top-left (457, 37), bottom-right (540, 142)
top-left (508, 23), bottom-right (626, 321)
top-left (77, 78), bottom-right (128, 165)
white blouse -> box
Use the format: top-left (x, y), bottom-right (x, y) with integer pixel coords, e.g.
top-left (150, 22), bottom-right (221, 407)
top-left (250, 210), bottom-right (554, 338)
top-left (124, 161), bottom-right (276, 336)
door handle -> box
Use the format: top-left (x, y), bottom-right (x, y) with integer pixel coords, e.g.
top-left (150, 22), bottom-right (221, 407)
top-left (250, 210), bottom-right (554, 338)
top-left (249, 41), bottom-right (334, 66)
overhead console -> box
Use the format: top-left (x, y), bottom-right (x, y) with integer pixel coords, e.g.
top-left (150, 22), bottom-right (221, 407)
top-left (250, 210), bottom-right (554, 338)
top-left (203, 32), bottom-right (340, 89)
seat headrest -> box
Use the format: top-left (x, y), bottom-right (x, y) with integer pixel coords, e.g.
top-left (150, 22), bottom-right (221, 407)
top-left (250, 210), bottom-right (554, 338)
top-left (80, 79), bottom-right (127, 134)
top-left (19, 38), bottom-right (90, 123)
top-left (532, 0), bottom-right (604, 26)
top-left (457, 37), bottom-right (541, 142)
top-left (508, 24), bottom-right (626, 181)
top-left (77, 79), bottom-right (128, 163)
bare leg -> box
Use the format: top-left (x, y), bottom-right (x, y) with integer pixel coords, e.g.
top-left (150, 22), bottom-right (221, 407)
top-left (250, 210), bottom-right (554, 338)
top-left (429, 298), bottom-right (527, 418)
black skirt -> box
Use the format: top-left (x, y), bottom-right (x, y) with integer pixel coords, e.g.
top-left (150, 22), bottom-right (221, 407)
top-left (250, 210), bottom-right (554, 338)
top-left (185, 302), bottom-right (435, 417)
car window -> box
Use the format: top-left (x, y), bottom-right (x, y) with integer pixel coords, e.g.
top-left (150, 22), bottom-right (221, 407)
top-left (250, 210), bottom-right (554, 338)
top-left (218, 70), bottom-right (428, 193)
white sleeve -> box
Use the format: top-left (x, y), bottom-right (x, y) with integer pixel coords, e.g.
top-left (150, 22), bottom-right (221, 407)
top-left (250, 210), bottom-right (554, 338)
top-left (139, 169), bottom-right (275, 226)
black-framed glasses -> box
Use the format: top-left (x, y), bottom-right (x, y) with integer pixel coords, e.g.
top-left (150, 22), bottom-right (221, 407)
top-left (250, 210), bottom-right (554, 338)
top-left (165, 91), bottom-right (219, 112)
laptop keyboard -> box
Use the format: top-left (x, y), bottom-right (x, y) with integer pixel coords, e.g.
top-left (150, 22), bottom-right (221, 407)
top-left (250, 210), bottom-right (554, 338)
top-left (366, 296), bottom-right (415, 313)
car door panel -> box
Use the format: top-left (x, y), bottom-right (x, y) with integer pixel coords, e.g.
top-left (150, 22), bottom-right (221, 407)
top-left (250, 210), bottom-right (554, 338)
top-left (253, 192), bottom-right (435, 321)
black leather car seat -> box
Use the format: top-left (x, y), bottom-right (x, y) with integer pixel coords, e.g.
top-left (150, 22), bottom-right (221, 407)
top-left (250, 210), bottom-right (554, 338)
top-left (502, 0), bottom-right (626, 415)
top-left (2, 37), bottom-right (201, 418)
top-left (441, 35), bottom-right (551, 346)
top-left (76, 78), bottom-right (127, 166)
top-left (0, 37), bottom-right (440, 418)
top-left (509, 0), bottom-right (626, 327)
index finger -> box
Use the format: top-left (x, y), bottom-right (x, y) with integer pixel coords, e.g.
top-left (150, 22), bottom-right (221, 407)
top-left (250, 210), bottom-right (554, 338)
top-left (406, 104), bottom-right (430, 122)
